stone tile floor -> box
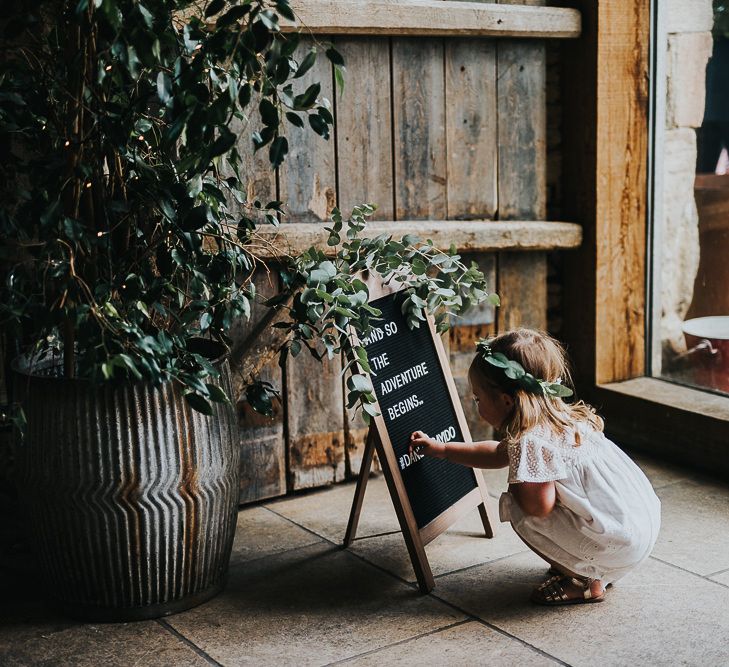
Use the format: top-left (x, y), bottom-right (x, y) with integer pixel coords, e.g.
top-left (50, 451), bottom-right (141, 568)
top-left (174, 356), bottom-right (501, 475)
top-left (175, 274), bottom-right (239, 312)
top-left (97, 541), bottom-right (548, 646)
top-left (2, 450), bottom-right (728, 666)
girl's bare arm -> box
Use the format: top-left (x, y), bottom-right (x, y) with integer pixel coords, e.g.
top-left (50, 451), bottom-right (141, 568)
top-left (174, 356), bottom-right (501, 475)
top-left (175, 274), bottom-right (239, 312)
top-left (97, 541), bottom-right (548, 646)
top-left (409, 431), bottom-right (509, 469)
top-left (509, 481), bottom-right (556, 517)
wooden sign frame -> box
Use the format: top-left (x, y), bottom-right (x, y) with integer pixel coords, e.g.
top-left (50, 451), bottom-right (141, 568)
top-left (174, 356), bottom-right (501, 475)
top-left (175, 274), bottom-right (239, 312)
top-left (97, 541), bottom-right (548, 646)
top-left (344, 272), bottom-right (496, 593)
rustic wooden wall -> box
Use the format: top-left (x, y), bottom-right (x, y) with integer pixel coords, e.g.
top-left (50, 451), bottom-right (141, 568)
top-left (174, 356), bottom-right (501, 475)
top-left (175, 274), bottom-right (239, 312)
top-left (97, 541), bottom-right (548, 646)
top-left (233, 13), bottom-right (551, 502)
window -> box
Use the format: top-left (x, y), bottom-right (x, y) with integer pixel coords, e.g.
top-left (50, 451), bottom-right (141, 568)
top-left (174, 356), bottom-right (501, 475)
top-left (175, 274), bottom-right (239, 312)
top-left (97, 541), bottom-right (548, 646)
top-left (651, 1), bottom-right (729, 397)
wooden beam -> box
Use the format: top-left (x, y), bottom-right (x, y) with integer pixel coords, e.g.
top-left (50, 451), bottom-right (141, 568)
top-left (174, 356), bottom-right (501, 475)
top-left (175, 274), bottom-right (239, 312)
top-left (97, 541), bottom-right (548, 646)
top-left (282, 1), bottom-right (581, 38)
top-left (250, 220), bottom-right (582, 257)
top-left (559, 0), bottom-right (649, 387)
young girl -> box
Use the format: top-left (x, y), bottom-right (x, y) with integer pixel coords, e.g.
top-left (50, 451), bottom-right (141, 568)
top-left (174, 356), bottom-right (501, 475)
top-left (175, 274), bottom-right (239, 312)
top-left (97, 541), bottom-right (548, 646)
top-left (410, 329), bottom-right (661, 605)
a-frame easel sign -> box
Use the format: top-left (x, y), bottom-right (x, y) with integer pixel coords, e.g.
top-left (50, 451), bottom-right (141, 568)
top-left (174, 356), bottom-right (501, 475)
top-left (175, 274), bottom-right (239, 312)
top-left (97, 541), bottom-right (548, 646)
top-left (344, 272), bottom-right (496, 593)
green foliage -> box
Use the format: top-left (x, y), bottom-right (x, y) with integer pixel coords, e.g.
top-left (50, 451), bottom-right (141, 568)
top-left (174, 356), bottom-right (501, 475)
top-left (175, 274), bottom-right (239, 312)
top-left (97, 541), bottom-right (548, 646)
top-left (275, 205), bottom-right (499, 424)
top-left (0, 0), bottom-right (339, 410)
top-left (475, 340), bottom-right (573, 399)
top-left (0, 2), bottom-right (497, 421)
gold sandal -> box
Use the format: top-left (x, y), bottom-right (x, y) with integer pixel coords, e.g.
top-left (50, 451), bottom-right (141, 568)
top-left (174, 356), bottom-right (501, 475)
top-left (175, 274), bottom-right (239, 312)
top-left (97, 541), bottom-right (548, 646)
top-left (531, 575), bottom-right (606, 605)
top-left (546, 566), bottom-right (613, 588)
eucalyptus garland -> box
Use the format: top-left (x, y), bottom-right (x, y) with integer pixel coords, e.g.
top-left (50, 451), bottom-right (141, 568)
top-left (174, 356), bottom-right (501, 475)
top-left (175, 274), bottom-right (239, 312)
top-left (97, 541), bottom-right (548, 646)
top-left (476, 340), bottom-right (574, 399)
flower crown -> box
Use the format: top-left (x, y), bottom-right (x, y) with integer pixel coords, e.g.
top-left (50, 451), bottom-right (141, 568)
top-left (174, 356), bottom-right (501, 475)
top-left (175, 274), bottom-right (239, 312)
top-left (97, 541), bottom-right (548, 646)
top-left (476, 339), bottom-right (574, 398)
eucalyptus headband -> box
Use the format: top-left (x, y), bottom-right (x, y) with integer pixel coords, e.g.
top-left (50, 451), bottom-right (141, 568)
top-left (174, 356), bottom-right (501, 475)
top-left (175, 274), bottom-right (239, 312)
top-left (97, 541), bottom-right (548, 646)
top-left (476, 339), bottom-right (574, 398)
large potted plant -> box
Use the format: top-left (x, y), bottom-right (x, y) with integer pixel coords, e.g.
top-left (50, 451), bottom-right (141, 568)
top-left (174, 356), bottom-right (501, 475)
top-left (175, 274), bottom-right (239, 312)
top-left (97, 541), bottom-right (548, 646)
top-left (0, 0), bottom-right (496, 621)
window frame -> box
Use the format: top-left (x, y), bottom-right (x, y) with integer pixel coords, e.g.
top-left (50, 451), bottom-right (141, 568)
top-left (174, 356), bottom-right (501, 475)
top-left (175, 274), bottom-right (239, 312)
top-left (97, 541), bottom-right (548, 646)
top-left (558, 0), bottom-right (729, 477)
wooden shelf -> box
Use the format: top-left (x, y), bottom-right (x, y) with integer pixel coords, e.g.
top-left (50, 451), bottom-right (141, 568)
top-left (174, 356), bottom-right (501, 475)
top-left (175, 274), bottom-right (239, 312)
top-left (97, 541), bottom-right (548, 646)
top-left (282, 1), bottom-right (581, 39)
top-left (251, 220), bottom-right (582, 258)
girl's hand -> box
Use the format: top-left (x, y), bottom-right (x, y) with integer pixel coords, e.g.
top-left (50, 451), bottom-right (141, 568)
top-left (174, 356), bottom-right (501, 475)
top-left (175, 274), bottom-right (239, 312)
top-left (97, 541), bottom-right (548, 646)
top-left (409, 431), bottom-right (446, 459)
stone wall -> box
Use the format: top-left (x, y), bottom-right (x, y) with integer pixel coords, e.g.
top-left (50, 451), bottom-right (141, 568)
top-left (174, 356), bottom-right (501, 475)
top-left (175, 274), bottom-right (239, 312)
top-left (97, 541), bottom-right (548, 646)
top-left (659, 1), bottom-right (714, 360)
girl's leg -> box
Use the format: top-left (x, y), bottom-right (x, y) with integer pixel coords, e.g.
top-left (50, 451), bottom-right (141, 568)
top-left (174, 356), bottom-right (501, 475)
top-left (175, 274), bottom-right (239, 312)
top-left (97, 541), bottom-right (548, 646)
top-left (512, 523), bottom-right (605, 599)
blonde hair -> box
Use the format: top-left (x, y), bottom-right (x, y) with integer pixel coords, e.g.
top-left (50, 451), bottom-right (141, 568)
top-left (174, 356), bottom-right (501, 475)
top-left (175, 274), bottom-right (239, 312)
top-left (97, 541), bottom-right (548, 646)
top-left (468, 328), bottom-right (604, 444)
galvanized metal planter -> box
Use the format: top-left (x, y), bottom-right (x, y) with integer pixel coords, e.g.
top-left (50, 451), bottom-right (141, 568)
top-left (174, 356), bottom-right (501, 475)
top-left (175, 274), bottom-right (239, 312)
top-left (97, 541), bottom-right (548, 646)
top-left (11, 340), bottom-right (240, 622)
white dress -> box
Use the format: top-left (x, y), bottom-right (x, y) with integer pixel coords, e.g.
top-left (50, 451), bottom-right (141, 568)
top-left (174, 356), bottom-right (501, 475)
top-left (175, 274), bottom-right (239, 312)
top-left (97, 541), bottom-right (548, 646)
top-left (498, 421), bottom-right (661, 584)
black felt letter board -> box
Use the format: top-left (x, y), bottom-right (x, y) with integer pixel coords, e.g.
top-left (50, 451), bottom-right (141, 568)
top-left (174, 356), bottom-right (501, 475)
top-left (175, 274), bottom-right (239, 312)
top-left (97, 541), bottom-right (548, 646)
top-left (364, 294), bottom-right (478, 528)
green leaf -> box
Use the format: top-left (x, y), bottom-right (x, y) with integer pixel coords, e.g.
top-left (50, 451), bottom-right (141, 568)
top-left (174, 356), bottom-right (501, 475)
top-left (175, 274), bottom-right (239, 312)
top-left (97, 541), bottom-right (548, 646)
top-left (136, 301), bottom-right (150, 318)
top-left (205, 383), bottom-right (231, 404)
top-left (334, 64), bottom-right (345, 94)
top-left (347, 373), bottom-right (372, 393)
top-left (118, 354), bottom-right (143, 380)
top-left (269, 136), bottom-right (288, 169)
top-left (217, 4), bottom-right (250, 28)
top-left (546, 383), bottom-right (574, 398)
top-left (504, 362), bottom-right (526, 380)
top-left (259, 9), bottom-right (280, 31)
top-left (238, 83), bottom-right (252, 108)
top-left (259, 98), bottom-right (279, 126)
top-left (294, 49), bottom-right (317, 79)
top-left (182, 205), bottom-right (210, 231)
top-left (362, 402), bottom-right (379, 418)
top-left (185, 392), bottom-right (213, 415)
top-left (325, 47), bottom-right (345, 66)
top-left (285, 111), bottom-right (304, 128)
top-left (308, 113), bottom-right (329, 139)
top-left (205, 0), bottom-right (225, 17)
top-left (293, 83), bottom-right (320, 109)
top-left (485, 352), bottom-right (510, 369)
top-left (209, 127), bottom-right (236, 159)
top-left (187, 174), bottom-right (203, 198)
top-left (103, 302), bottom-right (120, 318)
top-left (157, 71), bottom-right (172, 104)
top-left (276, 0), bottom-right (296, 21)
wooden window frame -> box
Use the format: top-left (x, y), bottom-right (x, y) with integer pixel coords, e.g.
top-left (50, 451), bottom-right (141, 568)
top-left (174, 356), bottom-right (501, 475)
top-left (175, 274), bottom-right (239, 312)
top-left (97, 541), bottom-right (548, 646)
top-left (559, 0), bottom-right (729, 476)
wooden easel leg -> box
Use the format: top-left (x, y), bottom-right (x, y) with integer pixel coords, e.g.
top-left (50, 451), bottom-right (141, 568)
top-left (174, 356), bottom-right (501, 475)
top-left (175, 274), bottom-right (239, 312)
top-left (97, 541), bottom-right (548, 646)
top-left (372, 433), bottom-right (435, 594)
top-left (343, 428), bottom-right (376, 547)
top-left (478, 501), bottom-right (496, 539)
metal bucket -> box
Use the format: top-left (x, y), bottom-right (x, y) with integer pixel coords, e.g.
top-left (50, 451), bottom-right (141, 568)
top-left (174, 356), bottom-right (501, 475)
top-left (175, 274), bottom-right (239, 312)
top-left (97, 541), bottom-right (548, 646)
top-left (11, 340), bottom-right (240, 621)
top-left (681, 316), bottom-right (729, 393)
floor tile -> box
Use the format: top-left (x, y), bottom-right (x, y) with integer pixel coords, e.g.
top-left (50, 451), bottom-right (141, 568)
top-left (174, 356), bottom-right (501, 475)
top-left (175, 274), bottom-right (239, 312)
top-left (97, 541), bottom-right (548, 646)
top-left (479, 467), bottom-right (509, 498)
top-left (434, 551), bottom-right (729, 666)
top-left (350, 507), bottom-right (526, 583)
top-left (708, 569), bottom-right (729, 587)
top-left (265, 475), bottom-right (401, 543)
top-left (343, 620), bottom-right (558, 666)
top-left (0, 618), bottom-right (208, 667)
top-left (230, 506), bottom-right (323, 565)
top-left (0, 559), bottom-right (211, 666)
top-left (167, 542), bottom-right (466, 666)
top-left (652, 479), bottom-right (729, 575)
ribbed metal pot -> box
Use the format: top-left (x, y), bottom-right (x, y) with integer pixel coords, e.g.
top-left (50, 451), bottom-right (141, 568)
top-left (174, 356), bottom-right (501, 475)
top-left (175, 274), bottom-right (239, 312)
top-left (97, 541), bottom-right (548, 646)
top-left (12, 340), bottom-right (240, 622)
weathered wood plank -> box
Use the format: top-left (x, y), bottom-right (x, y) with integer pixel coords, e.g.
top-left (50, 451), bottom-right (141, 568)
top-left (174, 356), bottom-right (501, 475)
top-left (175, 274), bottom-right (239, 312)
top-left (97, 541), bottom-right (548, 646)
top-left (450, 254), bottom-right (498, 350)
top-left (450, 253), bottom-right (498, 441)
top-left (496, 0), bottom-right (548, 334)
top-left (445, 38), bottom-right (497, 219)
top-left (274, 41), bottom-right (344, 489)
top-left (286, 351), bottom-right (346, 489)
top-left (282, 1), bottom-right (581, 39)
top-left (252, 220), bottom-right (581, 257)
top-left (278, 38), bottom-right (336, 223)
top-left (497, 252), bottom-right (548, 330)
top-left (229, 269), bottom-right (286, 504)
top-left (333, 37), bottom-right (394, 474)
top-left (443, 38), bottom-right (499, 439)
top-left (334, 37), bottom-right (394, 220)
top-left (226, 104), bottom-right (277, 220)
top-left (496, 47), bottom-right (546, 216)
top-left (592, 0), bottom-right (648, 384)
top-left (223, 115), bottom-right (284, 504)
top-left (392, 38), bottom-right (447, 220)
